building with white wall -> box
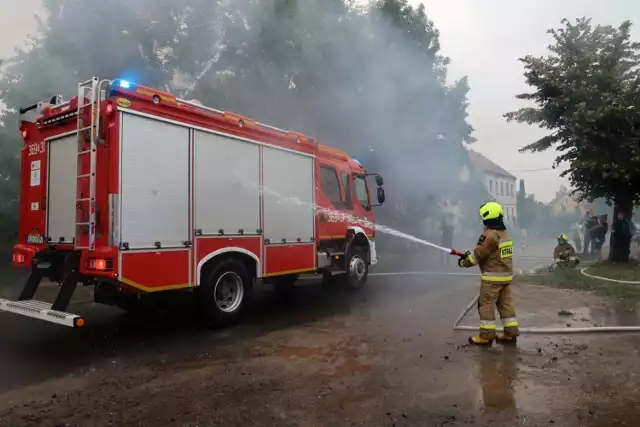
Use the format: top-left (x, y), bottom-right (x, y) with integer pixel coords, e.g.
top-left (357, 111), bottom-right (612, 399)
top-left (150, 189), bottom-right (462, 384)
top-left (468, 150), bottom-right (518, 227)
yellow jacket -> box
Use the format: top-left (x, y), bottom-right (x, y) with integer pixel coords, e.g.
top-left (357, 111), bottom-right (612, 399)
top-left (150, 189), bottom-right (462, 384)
top-left (461, 227), bottom-right (513, 283)
top-left (554, 243), bottom-right (577, 263)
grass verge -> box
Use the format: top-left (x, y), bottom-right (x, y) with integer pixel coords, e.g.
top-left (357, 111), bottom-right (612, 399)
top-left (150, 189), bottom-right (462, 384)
top-left (518, 261), bottom-right (640, 303)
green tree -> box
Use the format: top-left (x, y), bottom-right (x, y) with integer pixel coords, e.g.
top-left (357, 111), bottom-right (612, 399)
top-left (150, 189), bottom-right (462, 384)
top-left (505, 18), bottom-right (640, 262)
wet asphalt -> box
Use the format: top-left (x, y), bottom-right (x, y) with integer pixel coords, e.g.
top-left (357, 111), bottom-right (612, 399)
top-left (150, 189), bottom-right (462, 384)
top-left (0, 265), bottom-right (471, 395)
top-left (0, 246), bottom-right (554, 396)
top-left (1, 247), bottom-right (639, 426)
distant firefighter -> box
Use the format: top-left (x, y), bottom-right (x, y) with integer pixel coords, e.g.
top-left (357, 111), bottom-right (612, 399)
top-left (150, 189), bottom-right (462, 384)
top-left (550, 234), bottom-right (579, 270)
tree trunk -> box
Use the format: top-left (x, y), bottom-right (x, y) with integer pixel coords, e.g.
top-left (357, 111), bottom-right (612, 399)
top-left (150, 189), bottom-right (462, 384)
top-left (608, 198), bottom-right (633, 263)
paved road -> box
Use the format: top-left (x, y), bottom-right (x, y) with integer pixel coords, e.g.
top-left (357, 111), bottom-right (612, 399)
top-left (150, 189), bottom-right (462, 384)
top-left (0, 271), bottom-right (471, 394)
top-left (1, 257), bottom-right (639, 426)
top-left (0, 243), bottom-right (562, 398)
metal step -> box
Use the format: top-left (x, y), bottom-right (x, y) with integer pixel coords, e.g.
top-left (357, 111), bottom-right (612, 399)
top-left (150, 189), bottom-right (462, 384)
top-left (328, 269), bottom-right (347, 276)
top-left (0, 298), bottom-right (84, 327)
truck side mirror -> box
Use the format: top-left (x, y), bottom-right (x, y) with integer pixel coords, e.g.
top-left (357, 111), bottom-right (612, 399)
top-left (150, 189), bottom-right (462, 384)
top-left (377, 187), bottom-right (385, 205)
top-left (375, 175), bottom-right (384, 187)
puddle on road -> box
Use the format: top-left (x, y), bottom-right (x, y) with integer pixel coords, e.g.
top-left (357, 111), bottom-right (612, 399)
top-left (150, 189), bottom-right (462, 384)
top-left (532, 304), bottom-right (640, 329)
top-left (589, 303), bottom-right (640, 327)
top-left (470, 347), bottom-right (564, 417)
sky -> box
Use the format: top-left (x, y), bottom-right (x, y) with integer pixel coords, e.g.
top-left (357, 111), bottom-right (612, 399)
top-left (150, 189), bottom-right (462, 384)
top-left (2, 0), bottom-right (640, 202)
top-left (417, 0), bottom-right (640, 202)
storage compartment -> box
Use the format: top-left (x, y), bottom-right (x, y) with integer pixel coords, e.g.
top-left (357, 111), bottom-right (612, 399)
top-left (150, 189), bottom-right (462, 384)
top-left (262, 147), bottom-right (315, 244)
top-left (47, 134), bottom-right (78, 243)
top-left (119, 113), bottom-right (190, 249)
top-left (194, 130), bottom-right (260, 235)
top-left (264, 243), bottom-right (315, 276)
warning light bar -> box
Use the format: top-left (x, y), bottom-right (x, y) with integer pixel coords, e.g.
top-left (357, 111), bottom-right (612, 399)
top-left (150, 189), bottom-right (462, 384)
top-left (41, 110), bottom-right (78, 126)
top-left (113, 79), bottom-right (135, 90)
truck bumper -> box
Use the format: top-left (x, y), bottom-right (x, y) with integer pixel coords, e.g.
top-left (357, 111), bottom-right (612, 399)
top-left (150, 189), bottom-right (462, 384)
top-left (0, 298), bottom-right (85, 327)
top-left (1, 250), bottom-right (85, 328)
top-left (369, 240), bottom-right (378, 265)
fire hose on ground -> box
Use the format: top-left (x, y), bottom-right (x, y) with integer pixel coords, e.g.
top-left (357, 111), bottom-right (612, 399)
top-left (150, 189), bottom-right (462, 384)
top-left (452, 265), bottom-right (640, 334)
top-left (421, 243), bottom-right (640, 334)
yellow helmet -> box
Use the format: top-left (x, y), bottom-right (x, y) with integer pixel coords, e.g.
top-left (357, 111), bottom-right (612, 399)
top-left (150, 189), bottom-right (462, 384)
top-left (558, 233), bottom-right (568, 243)
top-left (479, 201), bottom-right (503, 221)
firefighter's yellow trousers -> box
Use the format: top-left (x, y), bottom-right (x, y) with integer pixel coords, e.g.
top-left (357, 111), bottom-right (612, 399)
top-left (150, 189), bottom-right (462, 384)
top-left (477, 281), bottom-right (519, 340)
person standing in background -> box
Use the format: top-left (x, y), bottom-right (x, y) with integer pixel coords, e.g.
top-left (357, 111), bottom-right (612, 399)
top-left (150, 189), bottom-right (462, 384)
top-left (612, 211), bottom-right (632, 263)
top-left (592, 214), bottom-right (609, 262)
top-left (571, 221), bottom-right (582, 254)
top-left (582, 210), bottom-right (595, 258)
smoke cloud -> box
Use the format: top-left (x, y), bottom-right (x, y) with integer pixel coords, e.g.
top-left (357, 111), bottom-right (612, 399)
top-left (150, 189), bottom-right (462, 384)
top-left (1, 0), bottom-right (486, 252)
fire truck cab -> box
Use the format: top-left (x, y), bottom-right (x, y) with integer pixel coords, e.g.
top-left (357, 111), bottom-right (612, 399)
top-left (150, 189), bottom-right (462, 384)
top-left (2, 77), bottom-right (385, 328)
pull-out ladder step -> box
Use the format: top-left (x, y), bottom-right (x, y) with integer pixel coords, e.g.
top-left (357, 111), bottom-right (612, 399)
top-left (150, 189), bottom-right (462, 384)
top-left (0, 299), bottom-right (84, 327)
top-left (0, 252), bottom-right (84, 328)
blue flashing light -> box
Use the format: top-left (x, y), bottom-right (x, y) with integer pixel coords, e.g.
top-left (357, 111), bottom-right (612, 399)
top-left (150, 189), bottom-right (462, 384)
top-left (118, 80), bottom-right (131, 89)
top-left (352, 158), bottom-right (362, 165)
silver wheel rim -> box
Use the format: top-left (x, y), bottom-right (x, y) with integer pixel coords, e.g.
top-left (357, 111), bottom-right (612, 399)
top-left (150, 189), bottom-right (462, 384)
top-left (214, 272), bottom-right (244, 313)
top-left (349, 256), bottom-right (367, 281)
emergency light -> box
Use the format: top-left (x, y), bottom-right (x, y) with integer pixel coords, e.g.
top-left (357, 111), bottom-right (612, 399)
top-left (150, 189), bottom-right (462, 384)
top-left (109, 79), bottom-right (137, 97)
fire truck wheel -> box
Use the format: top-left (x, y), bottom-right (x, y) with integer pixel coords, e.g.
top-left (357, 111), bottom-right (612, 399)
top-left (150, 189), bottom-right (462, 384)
top-left (197, 259), bottom-right (253, 328)
top-left (342, 246), bottom-right (369, 289)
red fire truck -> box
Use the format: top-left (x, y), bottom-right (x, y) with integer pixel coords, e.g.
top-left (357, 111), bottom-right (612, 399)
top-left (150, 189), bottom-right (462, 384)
top-left (1, 78), bottom-right (385, 328)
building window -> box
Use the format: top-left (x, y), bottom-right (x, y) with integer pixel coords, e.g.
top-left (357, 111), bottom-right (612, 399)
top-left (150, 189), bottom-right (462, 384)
top-left (489, 180), bottom-right (493, 193)
top-left (500, 182), bottom-right (504, 196)
top-left (510, 183), bottom-right (514, 196)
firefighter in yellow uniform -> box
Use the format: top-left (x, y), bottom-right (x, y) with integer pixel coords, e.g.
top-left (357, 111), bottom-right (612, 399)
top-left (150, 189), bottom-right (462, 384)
top-left (458, 201), bottom-right (519, 345)
top-left (552, 233), bottom-right (579, 269)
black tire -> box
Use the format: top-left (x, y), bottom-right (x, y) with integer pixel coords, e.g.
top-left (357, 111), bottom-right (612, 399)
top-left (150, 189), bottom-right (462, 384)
top-left (197, 258), bottom-right (253, 329)
top-left (340, 246), bottom-right (369, 289)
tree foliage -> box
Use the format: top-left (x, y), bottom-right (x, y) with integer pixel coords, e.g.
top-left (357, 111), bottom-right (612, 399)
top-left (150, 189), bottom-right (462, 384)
top-left (505, 18), bottom-right (640, 212)
top-left (0, 0), bottom-right (477, 252)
